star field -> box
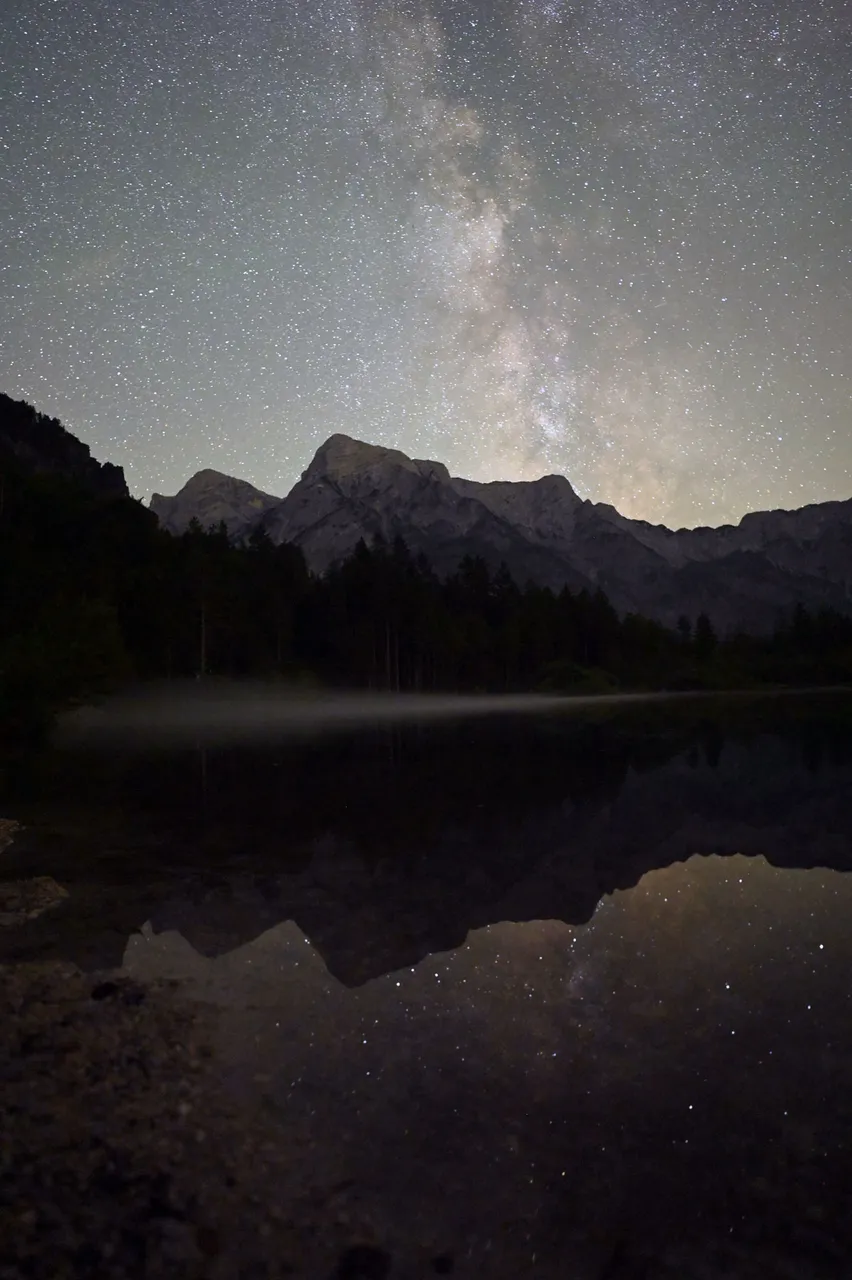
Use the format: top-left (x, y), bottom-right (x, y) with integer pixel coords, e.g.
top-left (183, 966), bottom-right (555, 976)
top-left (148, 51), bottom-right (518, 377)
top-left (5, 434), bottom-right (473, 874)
top-left (1, 0), bottom-right (850, 526)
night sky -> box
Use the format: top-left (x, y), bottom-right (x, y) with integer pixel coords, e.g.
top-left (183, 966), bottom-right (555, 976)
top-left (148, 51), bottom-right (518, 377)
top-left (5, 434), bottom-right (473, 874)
top-left (2, 0), bottom-right (849, 527)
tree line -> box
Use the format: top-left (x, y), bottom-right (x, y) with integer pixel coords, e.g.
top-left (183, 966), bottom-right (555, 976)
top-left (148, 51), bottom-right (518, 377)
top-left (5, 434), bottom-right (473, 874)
top-left (2, 451), bottom-right (852, 738)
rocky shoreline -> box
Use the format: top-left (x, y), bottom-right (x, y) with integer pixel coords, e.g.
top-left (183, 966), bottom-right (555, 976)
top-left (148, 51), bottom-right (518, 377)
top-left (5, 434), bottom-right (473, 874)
top-left (0, 962), bottom-right (396, 1280)
top-left (0, 810), bottom-right (388, 1279)
top-left (3, 962), bottom-right (847, 1279)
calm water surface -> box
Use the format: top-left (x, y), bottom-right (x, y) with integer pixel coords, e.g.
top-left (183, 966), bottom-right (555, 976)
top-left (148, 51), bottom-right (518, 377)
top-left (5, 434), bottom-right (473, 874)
top-left (3, 692), bottom-right (852, 1277)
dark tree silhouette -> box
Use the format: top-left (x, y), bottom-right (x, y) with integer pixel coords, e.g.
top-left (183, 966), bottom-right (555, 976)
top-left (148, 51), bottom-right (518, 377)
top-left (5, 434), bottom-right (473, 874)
top-left (3, 395), bottom-right (852, 739)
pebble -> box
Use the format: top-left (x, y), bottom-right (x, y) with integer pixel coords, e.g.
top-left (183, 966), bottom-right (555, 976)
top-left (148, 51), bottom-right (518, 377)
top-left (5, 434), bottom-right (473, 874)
top-left (0, 961), bottom-right (351, 1278)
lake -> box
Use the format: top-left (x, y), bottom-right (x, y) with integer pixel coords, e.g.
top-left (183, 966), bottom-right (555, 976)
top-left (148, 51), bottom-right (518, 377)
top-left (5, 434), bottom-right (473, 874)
top-left (2, 689), bottom-right (852, 1278)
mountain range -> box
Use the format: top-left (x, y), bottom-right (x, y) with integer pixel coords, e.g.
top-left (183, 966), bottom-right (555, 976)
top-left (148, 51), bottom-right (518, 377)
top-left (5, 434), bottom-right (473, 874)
top-left (3, 387), bottom-right (849, 633)
top-left (151, 434), bottom-right (852, 631)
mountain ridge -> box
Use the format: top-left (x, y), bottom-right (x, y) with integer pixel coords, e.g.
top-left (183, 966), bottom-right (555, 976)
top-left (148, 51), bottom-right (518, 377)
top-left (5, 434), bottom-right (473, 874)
top-left (0, 393), bottom-right (128, 499)
top-left (150, 468), bottom-right (280, 535)
top-left (150, 433), bottom-right (852, 631)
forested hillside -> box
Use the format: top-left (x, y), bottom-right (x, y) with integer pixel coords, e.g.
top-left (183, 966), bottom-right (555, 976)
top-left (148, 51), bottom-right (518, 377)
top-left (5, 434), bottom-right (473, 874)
top-left (3, 399), bottom-right (852, 739)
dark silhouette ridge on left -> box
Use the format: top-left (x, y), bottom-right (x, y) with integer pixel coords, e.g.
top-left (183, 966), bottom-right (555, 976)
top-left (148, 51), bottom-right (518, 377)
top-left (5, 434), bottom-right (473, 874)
top-left (0, 393), bottom-right (128, 499)
top-left (3, 392), bottom-right (852, 746)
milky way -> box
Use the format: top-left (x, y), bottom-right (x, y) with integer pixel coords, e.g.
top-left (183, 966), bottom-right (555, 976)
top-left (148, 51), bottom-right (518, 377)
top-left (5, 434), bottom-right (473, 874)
top-left (2, 0), bottom-right (849, 526)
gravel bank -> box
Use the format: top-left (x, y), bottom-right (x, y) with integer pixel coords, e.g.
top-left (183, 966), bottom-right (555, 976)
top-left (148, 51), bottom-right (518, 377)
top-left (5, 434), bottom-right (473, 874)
top-left (1, 963), bottom-right (387, 1280)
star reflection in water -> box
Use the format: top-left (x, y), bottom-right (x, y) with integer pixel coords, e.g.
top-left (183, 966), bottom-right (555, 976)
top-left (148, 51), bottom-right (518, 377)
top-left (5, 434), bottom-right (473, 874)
top-left (123, 852), bottom-right (852, 1273)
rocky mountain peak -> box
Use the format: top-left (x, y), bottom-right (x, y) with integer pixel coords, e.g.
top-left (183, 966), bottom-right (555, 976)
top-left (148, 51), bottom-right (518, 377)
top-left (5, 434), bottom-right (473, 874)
top-left (303, 434), bottom-right (429, 483)
top-left (412, 458), bottom-right (451, 484)
top-left (174, 468), bottom-right (241, 493)
top-left (150, 469), bottom-right (280, 536)
top-left (150, 432), bottom-right (852, 631)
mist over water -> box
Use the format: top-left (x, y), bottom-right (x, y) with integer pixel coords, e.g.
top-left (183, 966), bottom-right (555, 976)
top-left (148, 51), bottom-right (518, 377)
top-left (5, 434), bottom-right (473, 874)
top-left (54, 680), bottom-right (675, 747)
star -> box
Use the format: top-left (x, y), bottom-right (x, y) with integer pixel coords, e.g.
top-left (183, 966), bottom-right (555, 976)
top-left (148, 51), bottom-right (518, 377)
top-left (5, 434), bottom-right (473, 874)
top-left (1, 0), bottom-right (849, 527)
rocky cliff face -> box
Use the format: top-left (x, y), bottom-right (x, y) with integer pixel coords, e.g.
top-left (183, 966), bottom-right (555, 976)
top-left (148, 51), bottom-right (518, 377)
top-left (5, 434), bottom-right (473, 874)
top-left (0, 394), bottom-right (128, 499)
top-left (149, 469), bottom-right (279, 536)
top-left (257, 436), bottom-right (593, 593)
top-left (151, 433), bottom-right (852, 630)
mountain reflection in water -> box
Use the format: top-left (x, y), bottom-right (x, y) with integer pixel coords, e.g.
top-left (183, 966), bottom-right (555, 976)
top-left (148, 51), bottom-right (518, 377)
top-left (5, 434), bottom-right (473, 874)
top-left (121, 853), bottom-right (852, 1275)
top-left (4, 698), bottom-right (852, 1274)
